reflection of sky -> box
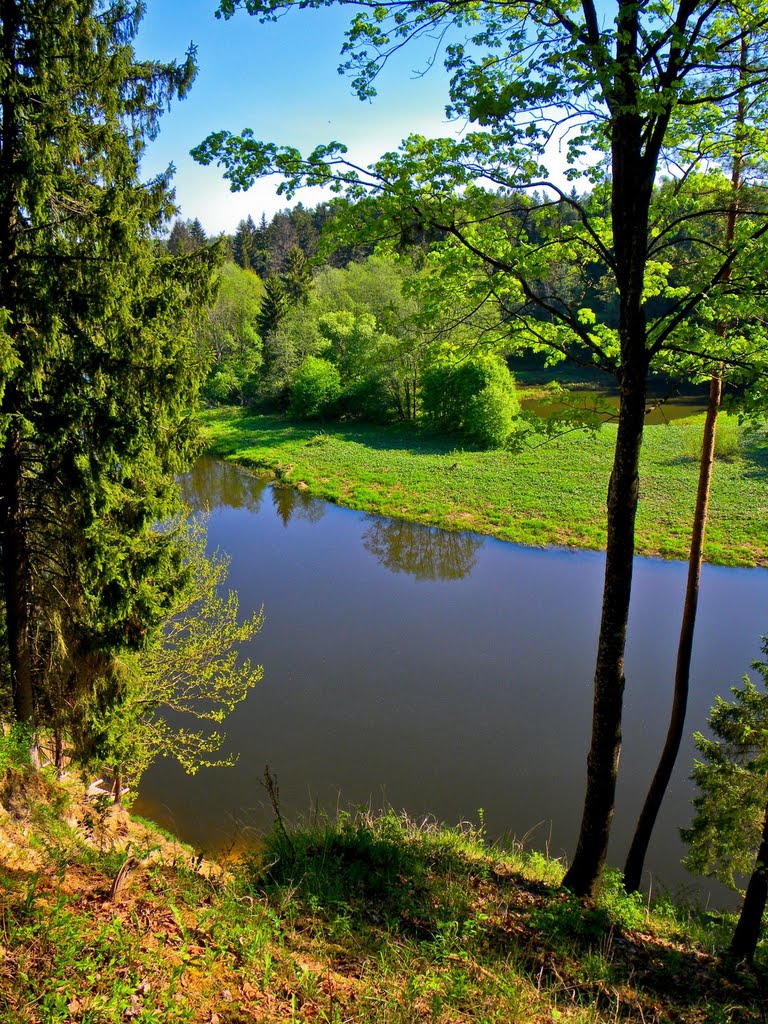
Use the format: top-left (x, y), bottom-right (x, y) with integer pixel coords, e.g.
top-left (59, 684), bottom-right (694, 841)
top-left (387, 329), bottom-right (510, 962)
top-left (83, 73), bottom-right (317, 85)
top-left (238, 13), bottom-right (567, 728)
top-left (138, 460), bottom-right (768, 906)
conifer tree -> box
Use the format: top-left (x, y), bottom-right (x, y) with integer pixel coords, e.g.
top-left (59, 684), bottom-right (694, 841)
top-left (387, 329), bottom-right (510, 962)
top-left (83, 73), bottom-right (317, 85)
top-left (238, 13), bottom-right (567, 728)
top-left (0, 0), bottom-right (219, 744)
top-left (189, 218), bottom-right (208, 248)
top-left (282, 245), bottom-right (313, 304)
top-left (167, 219), bottom-right (195, 254)
top-left (683, 648), bottom-right (768, 963)
top-left (257, 274), bottom-right (290, 339)
top-left (233, 215), bottom-right (257, 270)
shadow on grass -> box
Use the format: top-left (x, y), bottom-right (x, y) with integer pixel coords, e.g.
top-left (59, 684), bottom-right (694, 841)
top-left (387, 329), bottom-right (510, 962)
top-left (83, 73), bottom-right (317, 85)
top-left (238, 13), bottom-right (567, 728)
top-left (741, 435), bottom-right (768, 480)
top-left (247, 811), bottom-right (766, 1022)
top-left (205, 410), bottom-right (482, 460)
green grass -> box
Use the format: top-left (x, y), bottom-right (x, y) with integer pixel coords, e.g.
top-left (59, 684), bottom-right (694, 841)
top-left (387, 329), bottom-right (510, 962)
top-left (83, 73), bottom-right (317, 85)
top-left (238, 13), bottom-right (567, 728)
top-left (200, 407), bottom-right (768, 567)
top-left (2, 779), bottom-right (765, 1024)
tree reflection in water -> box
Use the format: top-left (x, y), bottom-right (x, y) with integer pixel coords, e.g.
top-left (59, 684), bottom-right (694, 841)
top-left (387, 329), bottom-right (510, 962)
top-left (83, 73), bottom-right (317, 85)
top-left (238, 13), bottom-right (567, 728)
top-left (271, 484), bottom-right (325, 527)
top-left (362, 517), bottom-right (482, 581)
top-left (179, 456), bottom-right (270, 513)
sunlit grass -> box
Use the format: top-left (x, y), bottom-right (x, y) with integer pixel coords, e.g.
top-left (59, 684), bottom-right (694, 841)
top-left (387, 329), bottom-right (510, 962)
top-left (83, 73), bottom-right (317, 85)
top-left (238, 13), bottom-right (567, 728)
top-left (1, 732), bottom-right (763, 1024)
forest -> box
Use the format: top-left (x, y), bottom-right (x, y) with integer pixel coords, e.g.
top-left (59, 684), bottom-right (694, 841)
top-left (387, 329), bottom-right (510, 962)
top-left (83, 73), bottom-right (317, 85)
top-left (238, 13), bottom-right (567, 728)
top-left (2, 0), bottom-right (768, 1020)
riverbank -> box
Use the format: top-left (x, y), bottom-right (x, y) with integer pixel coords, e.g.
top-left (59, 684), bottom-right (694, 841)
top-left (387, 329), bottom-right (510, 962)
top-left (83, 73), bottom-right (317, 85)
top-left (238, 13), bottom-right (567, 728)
top-left (200, 407), bottom-right (768, 567)
top-left (1, 760), bottom-right (764, 1023)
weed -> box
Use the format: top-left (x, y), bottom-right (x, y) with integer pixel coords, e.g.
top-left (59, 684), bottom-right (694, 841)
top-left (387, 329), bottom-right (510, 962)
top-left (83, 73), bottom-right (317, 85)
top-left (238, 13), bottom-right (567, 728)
top-left (3, 783), bottom-right (765, 1024)
top-left (0, 724), bottom-right (33, 775)
top-left (597, 869), bottom-right (646, 931)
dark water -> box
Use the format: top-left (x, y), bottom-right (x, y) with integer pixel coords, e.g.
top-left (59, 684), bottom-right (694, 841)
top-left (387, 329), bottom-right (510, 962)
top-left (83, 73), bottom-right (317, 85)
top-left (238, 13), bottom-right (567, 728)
top-left (136, 457), bottom-right (768, 903)
top-left (522, 391), bottom-right (708, 424)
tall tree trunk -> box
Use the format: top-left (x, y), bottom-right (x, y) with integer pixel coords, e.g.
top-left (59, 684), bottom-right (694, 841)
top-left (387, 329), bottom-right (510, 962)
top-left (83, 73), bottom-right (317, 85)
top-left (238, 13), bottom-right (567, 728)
top-left (730, 799), bottom-right (768, 963)
top-left (562, 13), bottom-right (656, 891)
top-left (0, 1), bottom-right (33, 729)
top-left (562, 356), bottom-right (647, 896)
top-left (623, 373), bottom-right (721, 892)
top-left (0, 438), bottom-right (35, 726)
top-left (623, 34), bottom-right (746, 893)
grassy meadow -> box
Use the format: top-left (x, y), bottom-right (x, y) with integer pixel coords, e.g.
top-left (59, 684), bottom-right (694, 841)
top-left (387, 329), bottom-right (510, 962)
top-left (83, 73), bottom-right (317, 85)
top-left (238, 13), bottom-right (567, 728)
top-left (200, 407), bottom-right (768, 567)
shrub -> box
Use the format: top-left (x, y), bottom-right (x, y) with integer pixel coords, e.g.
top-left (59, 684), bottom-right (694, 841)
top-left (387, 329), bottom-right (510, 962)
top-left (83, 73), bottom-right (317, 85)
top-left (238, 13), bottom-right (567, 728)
top-left (421, 354), bottom-right (519, 447)
top-left (290, 357), bottom-right (342, 419)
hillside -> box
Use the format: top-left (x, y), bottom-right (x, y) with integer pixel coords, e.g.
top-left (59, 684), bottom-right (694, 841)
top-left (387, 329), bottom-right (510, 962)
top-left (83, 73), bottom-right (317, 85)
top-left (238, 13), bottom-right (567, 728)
top-left (1, 760), bottom-right (764, 1023)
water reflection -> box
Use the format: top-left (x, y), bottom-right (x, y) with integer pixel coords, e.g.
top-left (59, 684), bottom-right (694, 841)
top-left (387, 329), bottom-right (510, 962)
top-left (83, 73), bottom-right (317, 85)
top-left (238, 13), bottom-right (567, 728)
top-left (138, 457), bottom-right (768, 906)
top-left (271, 484), bottom-right (326, 527)
top-left (179, 457), bottom-right (268, 513)
top-left (522, 391), bottom-right (708, 425)
top-left (362, 517), bottom-right (482, 580)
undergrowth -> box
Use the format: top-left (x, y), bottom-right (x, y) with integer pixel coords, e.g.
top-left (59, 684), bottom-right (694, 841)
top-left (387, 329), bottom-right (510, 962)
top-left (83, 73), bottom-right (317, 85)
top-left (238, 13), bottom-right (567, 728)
top-left (1, 782), bottom-right (765, 1024)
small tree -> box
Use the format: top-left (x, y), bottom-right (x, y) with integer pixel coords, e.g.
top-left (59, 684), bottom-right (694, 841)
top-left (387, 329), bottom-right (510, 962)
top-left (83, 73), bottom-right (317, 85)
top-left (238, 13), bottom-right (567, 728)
top-left (77, 518), bottom-right (263, 795)
top-left (682, 644), bottom-right (768, 963)
top-left (421, 354), bottom-right (519, 448)
top-left (290, 356), bottom-right (341, 418)
top-left (200, 263), bottom-right (264, 405)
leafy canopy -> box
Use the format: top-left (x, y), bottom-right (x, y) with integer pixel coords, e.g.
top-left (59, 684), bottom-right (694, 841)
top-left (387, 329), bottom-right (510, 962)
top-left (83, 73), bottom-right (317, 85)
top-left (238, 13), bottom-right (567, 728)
top-left (196, 1), bottom-right (768, 386)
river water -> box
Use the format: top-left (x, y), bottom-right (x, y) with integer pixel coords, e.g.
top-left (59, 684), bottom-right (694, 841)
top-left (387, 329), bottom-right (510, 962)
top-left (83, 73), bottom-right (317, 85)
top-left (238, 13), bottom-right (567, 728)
top-left (136, 456), bottom-right (768, 902)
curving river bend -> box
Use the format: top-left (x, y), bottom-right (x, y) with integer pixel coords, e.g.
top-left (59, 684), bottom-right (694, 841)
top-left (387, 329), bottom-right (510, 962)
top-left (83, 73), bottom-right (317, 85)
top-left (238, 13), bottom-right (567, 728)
top-left (136, 456), bottom-right (768, 902)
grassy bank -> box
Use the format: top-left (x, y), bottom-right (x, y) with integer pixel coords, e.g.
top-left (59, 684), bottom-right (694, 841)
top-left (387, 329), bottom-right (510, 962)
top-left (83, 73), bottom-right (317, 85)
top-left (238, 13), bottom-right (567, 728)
top-left (1, 762), bottom-right (765, 1023)
top-left (200, 407), bottom-right (768, 567)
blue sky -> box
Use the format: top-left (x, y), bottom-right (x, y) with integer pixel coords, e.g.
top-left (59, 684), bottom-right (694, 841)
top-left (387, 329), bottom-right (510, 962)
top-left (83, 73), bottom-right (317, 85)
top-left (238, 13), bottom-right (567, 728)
top-left (135, 1), bottom-right (457, 234)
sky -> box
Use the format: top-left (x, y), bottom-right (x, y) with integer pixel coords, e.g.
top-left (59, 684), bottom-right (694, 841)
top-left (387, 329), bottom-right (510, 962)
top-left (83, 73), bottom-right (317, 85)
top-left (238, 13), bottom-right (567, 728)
top-left (134, 0), bottom-right (459, 235)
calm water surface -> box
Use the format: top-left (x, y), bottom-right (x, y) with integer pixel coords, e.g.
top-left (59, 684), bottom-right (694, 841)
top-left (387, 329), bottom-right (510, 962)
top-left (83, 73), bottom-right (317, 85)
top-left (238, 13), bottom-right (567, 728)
top-left (521, 391), bottom-right (708, 424)
top-left (137, 457), bottom-right (768, 902)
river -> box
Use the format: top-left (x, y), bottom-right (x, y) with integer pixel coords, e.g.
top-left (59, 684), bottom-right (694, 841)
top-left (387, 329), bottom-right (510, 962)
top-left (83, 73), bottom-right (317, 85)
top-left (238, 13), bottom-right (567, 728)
top-left (136, 456), bottom-right (768, 902)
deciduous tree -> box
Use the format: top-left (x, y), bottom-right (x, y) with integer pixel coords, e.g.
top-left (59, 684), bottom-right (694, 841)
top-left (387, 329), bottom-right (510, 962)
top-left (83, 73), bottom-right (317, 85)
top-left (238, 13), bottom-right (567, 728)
top-left (79, 517), bottom-right (263, 795)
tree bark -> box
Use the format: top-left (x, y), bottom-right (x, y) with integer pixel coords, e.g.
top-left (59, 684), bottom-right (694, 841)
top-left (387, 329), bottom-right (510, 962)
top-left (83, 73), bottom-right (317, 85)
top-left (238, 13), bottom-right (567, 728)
top-left (0, 438), bottom-right (35, 725)
top-left (730, 799), bottom-right (768, 963)
top-left (562, 360), bottom-right (647, 896)
top-left (623, 373), bottom-right (722, 892)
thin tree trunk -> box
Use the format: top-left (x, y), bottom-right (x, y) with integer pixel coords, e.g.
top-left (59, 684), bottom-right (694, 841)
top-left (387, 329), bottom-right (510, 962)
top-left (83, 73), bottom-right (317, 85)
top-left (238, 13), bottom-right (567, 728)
top-left (623, 373), bottom-right (721, 892)
top-left (0, 439), bottom-right (35, 727)
top-left (562, 360), bottom-right (647, 896)
top-left (562, 16), bottom-right (656, 890)
top-left (0, 2), bottom-right (34, 732)
top-left (730, 799), bottom-right (768, 962)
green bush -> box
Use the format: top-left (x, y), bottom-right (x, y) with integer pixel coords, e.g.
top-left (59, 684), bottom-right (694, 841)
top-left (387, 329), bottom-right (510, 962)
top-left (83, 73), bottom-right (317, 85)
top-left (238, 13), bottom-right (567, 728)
top-left (421, 354), bottom-right (519, 448)
top-left (290, 356), bottom-right (342, 419)
top-left (0, 724), bottom-right (33, 776)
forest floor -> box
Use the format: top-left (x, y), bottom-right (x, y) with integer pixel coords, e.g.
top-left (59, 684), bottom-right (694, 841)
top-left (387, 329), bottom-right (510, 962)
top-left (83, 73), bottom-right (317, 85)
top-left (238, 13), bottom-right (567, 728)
top-left (200, 405), bottom-right (768, 567)
top-left (1, 759), bottom-right (766, 1024)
